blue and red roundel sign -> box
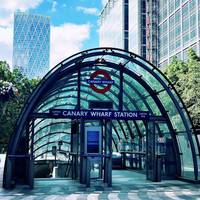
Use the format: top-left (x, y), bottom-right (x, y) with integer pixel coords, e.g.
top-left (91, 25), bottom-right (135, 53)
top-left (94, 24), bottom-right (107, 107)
top-left (87, 70), bottom-right (114, 94)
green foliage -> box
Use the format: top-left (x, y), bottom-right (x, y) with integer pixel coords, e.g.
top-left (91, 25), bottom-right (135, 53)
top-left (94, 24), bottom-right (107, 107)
top-left (0, 61), bottom-right (40, 152)
top-left (164, 49), bottom-right (200, 120)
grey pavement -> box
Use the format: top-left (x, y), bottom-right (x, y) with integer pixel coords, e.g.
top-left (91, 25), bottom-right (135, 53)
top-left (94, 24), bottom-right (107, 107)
top-left (0, 155), bottom-right (199, 200)
top-left (0, 170), bottom-right (199, 200)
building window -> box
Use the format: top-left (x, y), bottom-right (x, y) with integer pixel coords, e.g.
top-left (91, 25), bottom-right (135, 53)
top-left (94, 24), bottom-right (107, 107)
top-left (182, 3), bottom-right (189, 19)
top-left (183, 33), bottom-right (190, 46)
top-left (175, 10), bottom-right (180, 24)
top-left (170, 42), bottom-right (175, 53)
top-left (175, 39), bottom-right (181, 49)
top-left (169, 29), bottom-right (175, 41)
top-left (190, 29), bottom-right (197, 39)
top-left (175, 0), bottom-right (180, 9)
top-left (169, 0), bottom-right (175, 14)
top-left (182, 18), bottom-right (189, 33)
top-left (175, 25), bottom-right (181, 37)
top-left (189, 0), bottom-right (196, 12)
top-left (190, 14), bottom-right (196, 28)
top-left (169, 15), bottom-right (175, 27)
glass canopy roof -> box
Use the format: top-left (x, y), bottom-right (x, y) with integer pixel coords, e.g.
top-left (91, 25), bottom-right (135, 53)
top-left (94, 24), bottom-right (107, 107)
top-left (4, 48), bottom-right (200, 181)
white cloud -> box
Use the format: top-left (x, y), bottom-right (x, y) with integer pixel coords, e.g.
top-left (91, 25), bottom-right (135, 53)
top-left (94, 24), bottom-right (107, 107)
top-left (0, 26), bottom-right (13, 66)
top-left (102, 0), bottom-right (108, 7)
top-left (50, 23), bottom-right (90, 68)
top-left (0, 0), bottom-right (42, 11)
top-left (77, 6), bottom-right (99, 16)
top-left (0, 0), bottom-right (43, 27)
top-left (51, 1), bottom-right (57, 12)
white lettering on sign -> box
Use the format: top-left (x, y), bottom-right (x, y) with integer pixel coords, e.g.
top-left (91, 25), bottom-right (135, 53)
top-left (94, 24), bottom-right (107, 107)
top-left (90, 111), bottom-right (112, 118)
top-left (87, 79), bottom-right (115, 84)
top-left (62, 110), bottom-right (88, 117)
top-left (50, 109), bottom-right (149, 120)
top-left (114, 111), bottom-right (138, 118)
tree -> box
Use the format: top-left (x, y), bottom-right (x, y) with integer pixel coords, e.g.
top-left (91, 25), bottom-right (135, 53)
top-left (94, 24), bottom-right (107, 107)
top-left (164, 49), bottom-right (200, 120)
top-left (0, 61), bottom-right (40, 152)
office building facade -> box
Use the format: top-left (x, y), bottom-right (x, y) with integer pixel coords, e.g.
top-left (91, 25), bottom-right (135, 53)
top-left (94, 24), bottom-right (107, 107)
top-left (159, 0), bottom-right (200, 67)
top-left (13, 11), bottom-right (50, 79)
top-left (99, 0), bottom-right (128, 50)
top-left (99, 0), bottom-right (157, 65)
top-left (100, 0), bottom-right (200, 67)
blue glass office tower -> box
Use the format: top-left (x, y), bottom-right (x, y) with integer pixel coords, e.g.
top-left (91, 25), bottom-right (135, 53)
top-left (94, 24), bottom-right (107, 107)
top-left (13, 11), bottom-right (50, 79)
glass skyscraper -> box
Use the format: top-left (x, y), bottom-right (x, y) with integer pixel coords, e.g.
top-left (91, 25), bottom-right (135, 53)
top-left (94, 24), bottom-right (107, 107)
top-left (99, 0), bottom-right (152, 64)
top-left (13, 11), bottom-right (50, 79)
top-left (159, 0), bottom-right (200, 67)
top-left (100, 0), bottom-right (200, 68)
top-left (99, 0), bottom-right (128, 51)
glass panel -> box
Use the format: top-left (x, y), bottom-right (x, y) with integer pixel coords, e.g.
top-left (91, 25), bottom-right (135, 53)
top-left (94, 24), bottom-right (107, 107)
top-left (128, 65), bottom-right (164, 92)
top-left (158, 90), bottom-right (186, 131)
top-left (189, 0), bottom-right (196, 11)
top-left (182, 3), bottom-right (189, 18)
top-left (112, 120), bottom-right (125, 139)
top-left (176, 134), bottom-right (195, 178)
top-left (146, 96), bottom-right (161, 115)
top-left (175, 0), bottom-right (180, 9)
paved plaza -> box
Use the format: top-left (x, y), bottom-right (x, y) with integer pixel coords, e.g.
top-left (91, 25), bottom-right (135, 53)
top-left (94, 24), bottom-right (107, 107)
top-left (0, 167), bottom-right (199, 200)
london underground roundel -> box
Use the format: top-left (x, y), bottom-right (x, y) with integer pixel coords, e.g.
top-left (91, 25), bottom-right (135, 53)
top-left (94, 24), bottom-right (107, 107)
top-left (87, 70), bottom-right (114, 94)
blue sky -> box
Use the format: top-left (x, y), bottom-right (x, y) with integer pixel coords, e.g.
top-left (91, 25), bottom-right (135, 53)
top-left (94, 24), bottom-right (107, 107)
top-left (0, 0), bottom-right (107, 68)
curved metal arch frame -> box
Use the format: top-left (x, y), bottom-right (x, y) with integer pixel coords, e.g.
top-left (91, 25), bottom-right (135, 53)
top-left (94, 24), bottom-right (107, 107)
top-left (34, 131), bottom-right (71, 146)
top-left (34, 141), bottom-right (70, 155)
top-left (30, 61), bottom-right (182, 173)
top-left (35, 89), bottom-right (136, 142)
top-left (24, 47), bottom-right (196, 134)
top-left (34, 65), bottom-right (165, 141)
top-left (33, 67), bottom-right (165, 144)
top-left (48, 50), bottom-right (199, 177)
top-left (34, 121), bottom-right (72, 136)
top-left (34, 115), bottom-right (73, 130)
top-left (34, 73), bottom-right (165, 143)
top-left (34, 149), bottom-right (72, 160)
top-left (34, 97), bottom-right (123, 152)
top-left (34, 79), bottom-right (146, 138)
top-left (33, 61), bottom-right (185, 176)
top-left (3, 48), bottom-right (199, 189)
top-left (9, 59), bottom-right (184, 152)
top-left (37, 69), bottom-right (155, 115)
top-left (37, 66), bottom-right (150, 108)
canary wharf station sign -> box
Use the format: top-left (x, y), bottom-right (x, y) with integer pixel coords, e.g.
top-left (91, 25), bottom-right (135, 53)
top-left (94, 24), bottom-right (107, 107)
top-left (49, 109), bottom-right (149, 120)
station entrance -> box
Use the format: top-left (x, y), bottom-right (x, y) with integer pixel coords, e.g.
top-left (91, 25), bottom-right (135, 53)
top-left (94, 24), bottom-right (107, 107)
top-left (3, 48), bottom-right (200, 189)
top-left (34, 117), bottom-right (113, 187)
top-left (32, 114), bottom-right (174, 188)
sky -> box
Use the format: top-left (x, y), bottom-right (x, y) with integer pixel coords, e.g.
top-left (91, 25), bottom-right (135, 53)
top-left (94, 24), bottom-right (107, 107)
top-left (0, 0), bottom-right (108, 68)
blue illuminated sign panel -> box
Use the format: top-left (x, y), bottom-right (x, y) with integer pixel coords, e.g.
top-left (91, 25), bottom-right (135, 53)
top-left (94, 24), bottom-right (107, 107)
top-left (49, 109), bottom-right (149, 120)
top-left (87, 131), bottom-right (100, 153)
top-left (85, 126), bottom-right (102, 155)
